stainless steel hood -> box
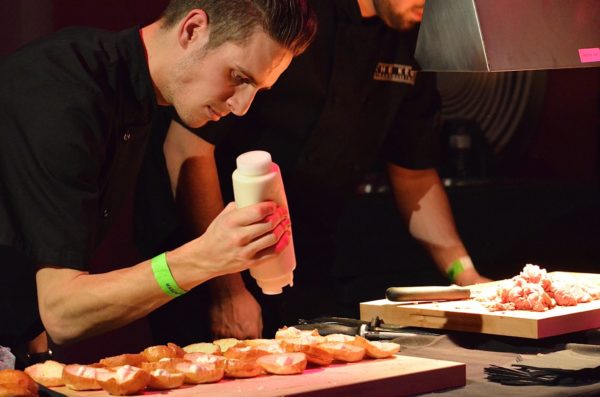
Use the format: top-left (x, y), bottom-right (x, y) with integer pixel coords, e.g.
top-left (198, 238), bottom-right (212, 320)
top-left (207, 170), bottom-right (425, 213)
top-left (415, 0), bottom-right (600, 72)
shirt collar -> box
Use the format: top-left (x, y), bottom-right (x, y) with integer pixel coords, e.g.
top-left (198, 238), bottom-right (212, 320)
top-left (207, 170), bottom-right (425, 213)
top-left (115, 26), bottom-right (158, 126)
top-left (337, 0), bottom-right (364, 24)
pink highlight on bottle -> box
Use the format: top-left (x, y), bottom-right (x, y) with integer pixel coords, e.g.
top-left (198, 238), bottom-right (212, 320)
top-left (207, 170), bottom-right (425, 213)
top-left (578, 48), bottom-right (600, 63)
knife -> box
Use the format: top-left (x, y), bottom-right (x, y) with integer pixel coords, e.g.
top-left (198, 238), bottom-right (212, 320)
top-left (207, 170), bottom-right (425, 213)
top-left (385, 286), bottom-right (470, 302)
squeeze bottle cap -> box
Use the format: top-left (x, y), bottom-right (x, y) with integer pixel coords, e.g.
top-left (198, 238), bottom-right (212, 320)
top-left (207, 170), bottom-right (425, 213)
top-left (253, 271), bottom-right (293, 295)
top-left (236, 151), bottom-right (272, 176)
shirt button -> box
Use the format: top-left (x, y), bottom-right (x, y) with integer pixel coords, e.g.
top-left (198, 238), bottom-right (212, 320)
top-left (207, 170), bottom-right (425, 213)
top-left (102, 209), bottom-right (109, 218)
top-left (123, 131), bottom-right (131, 141)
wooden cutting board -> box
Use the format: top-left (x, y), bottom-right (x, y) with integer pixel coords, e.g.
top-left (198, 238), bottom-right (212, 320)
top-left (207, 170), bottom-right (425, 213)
top-left (50, 355), bottom-right (465, 397)
top-left (360, 272), bottom-right (600, 339)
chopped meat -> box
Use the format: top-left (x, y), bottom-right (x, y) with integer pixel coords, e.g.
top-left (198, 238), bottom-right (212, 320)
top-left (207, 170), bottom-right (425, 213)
top-left (477, 264), bottom-right (598, 312)
top-left (551, 276), bottom-right (591, 305)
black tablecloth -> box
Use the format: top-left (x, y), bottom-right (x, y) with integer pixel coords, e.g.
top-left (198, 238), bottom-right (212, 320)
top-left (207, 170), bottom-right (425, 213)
top-left (394, 328), bottom-right (600, 396)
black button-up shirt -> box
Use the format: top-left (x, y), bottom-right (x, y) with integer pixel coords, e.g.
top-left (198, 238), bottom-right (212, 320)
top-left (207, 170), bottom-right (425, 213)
top-left (0, 26), bottom-right (157, 269)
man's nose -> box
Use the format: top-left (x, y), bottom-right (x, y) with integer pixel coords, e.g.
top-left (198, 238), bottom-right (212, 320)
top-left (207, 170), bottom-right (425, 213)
top-left (227, 87), bottom-right (257, 116)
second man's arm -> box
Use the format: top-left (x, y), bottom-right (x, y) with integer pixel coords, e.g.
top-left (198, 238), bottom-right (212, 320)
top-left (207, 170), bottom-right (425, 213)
top-left (163, 120), bottom-right (263, 339)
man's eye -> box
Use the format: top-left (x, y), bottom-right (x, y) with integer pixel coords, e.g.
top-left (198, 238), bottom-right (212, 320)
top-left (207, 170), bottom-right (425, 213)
top-left (232, 72), bottom-right (249, 85)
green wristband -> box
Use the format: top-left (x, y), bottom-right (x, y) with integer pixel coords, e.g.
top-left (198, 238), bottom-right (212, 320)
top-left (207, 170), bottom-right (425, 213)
top-left (446, 256), bottom-right (474, 284)
top-left (151, 252), bottom-right (187, 298)
top-left (446, 260), bottom-right (465, 284)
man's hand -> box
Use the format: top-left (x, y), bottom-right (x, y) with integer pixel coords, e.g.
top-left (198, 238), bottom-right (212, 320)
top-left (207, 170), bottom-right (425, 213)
top-left (207, 273), bottom-right (263, 339)
top-left (180, 202), bottom-right (290, 278)
top-left (209, 288), bottom-right (262, 339)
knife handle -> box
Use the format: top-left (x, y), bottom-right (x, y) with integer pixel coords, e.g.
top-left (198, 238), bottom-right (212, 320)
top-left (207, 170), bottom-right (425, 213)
top-left (385, 286), bottom-right (470, 301)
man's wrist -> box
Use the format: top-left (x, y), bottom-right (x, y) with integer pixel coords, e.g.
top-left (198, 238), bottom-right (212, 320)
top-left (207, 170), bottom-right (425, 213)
top-left (445, 256), bottom-right (474, 284)
top-left (151, 252), bottom-right (188, 298)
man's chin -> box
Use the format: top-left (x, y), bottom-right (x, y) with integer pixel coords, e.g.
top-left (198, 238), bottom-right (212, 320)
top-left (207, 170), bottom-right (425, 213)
top-left (403, 21), bottom-right (420, 31)
top-left (183, 118), bottom-right (209, 129)
top-left (396, 19), bottom-right (420, 32)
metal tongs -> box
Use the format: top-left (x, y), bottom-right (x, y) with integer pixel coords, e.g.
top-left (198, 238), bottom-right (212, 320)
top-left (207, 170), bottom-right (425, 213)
top-left (295, 316), bottom-right (439, 340)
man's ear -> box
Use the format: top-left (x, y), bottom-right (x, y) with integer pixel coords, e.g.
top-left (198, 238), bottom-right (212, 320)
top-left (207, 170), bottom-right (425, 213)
top-left (177, 9), bottom-right (210, 49)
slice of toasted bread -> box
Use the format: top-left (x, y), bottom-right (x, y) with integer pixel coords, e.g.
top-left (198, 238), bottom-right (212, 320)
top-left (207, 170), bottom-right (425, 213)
top-left (62, 364), bottom-right (103, 391)
top-left (351, 336), bottom-right (400, 359)
top-left (212, 338), bottom-right (242, 353)
top-left (183, 342), bottom-right (221, 355)
top-left (0, 369), bottom-right (39, 397)
top-left (24, 360), bottom-right (65, 387)
top-left (99, 353), bottom-right (145, 368)
top-left (147, 369), bottom-right (185, 390)
top-left (95, 365), bottom-right (150, 395)
top-left (256, 353), bottom-right (307, 375)
top-left (318, 342), bottom-right (365, 362)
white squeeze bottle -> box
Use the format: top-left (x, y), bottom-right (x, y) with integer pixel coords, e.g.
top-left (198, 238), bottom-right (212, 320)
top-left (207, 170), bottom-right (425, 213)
top-left (232, 150), bottom-right (296, 294)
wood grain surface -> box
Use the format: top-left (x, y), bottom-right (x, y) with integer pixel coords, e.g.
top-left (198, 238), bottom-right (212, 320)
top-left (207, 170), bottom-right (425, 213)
top-left (360, 272), bottom-right (600, 339)
top-left (50, 355), bottom-right (465, 397)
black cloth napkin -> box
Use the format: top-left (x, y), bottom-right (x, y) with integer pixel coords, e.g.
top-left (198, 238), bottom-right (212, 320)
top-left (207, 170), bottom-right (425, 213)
top-left (485, 344), bottom-right (600, 386)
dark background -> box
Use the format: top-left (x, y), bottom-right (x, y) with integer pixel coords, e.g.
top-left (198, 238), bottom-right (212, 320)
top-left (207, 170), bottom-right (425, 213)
top-left (2, 0), bottom-right (599, 312)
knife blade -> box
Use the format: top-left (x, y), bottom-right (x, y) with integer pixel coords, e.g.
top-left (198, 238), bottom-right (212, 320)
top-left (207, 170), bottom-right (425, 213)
top-left (385, 286), bottom-right (470, 302)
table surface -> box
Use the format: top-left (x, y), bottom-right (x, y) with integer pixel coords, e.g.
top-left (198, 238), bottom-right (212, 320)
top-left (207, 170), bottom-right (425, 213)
top-left (395, 327), bottom-right (600, 396)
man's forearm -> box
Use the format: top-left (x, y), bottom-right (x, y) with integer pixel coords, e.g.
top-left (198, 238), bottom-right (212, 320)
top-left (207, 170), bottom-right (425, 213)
top-left (36, 252), bottom-right (208, 345)
top-left (407, 189), bottom-right (470, 279)
top-left (163, 121), bottom-right (252, 296)
top-left (37, 199), bottom-right (284, 345)
top-left (208, 272), bottom-right (249, 296)
top-left (387, 165), bottom-right (468, 276)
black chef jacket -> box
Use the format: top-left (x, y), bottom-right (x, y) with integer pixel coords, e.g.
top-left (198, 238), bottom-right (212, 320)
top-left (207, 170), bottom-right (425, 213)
top-left (0, 26), bottom-right (158, 347)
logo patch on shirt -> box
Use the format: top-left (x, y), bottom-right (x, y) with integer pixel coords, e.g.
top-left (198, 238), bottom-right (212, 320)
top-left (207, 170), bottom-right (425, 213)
top-left (373, 63), bottom-right (417, 85)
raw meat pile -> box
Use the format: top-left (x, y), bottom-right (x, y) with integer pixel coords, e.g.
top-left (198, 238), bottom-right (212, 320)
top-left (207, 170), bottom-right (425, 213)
top-left (477, 264), bottom-right (600, 312)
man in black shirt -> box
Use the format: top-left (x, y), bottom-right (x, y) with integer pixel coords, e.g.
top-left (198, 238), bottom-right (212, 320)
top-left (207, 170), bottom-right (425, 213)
top-left (137, 0), bottom-right (491, 342)
top-left (0, 0), bottom-right (316, 364)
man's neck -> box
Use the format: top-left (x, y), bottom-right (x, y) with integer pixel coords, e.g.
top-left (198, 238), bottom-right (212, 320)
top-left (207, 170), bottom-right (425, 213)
top-left (357, 0), bottom-right (376, 17)
top-left (140, 22), bottom-right (169, 106)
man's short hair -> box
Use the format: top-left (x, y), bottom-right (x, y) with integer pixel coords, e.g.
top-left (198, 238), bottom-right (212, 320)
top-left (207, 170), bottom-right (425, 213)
top-left (161, 0), bottom-right (317, 56)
